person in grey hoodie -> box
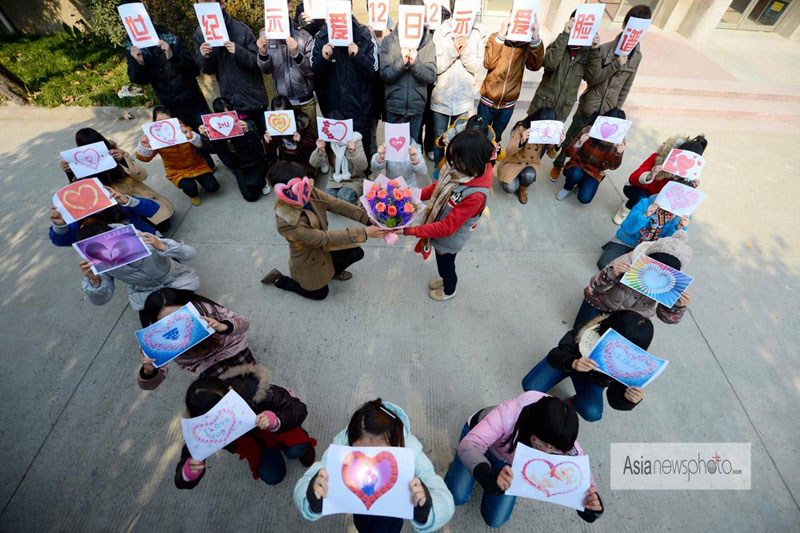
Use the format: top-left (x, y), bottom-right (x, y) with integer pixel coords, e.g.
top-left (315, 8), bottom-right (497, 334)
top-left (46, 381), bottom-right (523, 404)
top-left (380, 0), bottom-right (437, 141)
top-left (370, 139), bottom-right (428, 187)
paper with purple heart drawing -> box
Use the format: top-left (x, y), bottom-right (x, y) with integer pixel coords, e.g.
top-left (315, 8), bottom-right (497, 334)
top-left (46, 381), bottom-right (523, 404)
top-left (384, 122), bottom-right (410, 162)
top-left (588, 116), bottom-right (631, 145)
top-left (72, 224), bottom-right (151, 275)
top-left (655, 180), bottom-right (706, 217)
top-left (588, 328), bottom-right (669, 388)
top-left (322, 444), bottom-right (415, 519)
top-left (181, 390), bottom-right (257, 461)
top-left (60, 141), bottom-right (118, 179)
top-left (528, 120), bottom-right (564, 145)
top-left (506, 443), bottom-right (591, 511)
top-left (135, 302), bottom-right (215, 367)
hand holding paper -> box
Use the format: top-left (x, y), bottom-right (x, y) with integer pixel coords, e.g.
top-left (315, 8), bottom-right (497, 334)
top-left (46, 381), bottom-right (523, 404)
top-left (506, 444), bottom-right (591, 511)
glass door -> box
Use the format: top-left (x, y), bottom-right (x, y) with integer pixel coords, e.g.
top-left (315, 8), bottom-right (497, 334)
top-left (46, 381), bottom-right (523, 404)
top-left (718, 0), bottom-right (795, 30)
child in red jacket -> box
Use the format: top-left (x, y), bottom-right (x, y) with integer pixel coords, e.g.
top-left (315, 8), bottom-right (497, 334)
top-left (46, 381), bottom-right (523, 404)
top-left (400, 129), bottom-right (494, 301)
top-left (612, 134), bottom-right (707, 224)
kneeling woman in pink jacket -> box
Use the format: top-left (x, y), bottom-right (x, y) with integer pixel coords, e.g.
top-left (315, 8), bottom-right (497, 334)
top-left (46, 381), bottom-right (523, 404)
top-left (444, 392), bottom-right (603, 528)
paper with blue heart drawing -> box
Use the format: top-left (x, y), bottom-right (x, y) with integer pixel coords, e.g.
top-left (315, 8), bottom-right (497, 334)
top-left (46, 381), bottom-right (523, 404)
top-left (588, 329), bottom-right (669, 388)
top-left (135, 303), bottom-right (215, 367)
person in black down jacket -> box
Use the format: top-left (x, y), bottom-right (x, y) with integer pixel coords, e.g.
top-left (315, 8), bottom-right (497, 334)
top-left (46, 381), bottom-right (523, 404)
top-left (310, 12), bottom-right (378, 157)
top-left (193, 3), bottom-right (270, 134)
top-left (175, 363), bottom-right (317, 489)
top-left (521, 311), bottom-right (651, 422)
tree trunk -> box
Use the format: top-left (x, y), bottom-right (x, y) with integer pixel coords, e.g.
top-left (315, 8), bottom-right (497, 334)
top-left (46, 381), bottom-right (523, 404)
top-left (0, 62), bottom-right (29, 105)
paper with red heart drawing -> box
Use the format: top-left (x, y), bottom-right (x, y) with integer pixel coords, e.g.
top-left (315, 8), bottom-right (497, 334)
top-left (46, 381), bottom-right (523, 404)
top-left (317, 117), bottom-right (353, 143)
top-left (661, 148), bottom-right (706, 181)
top-left (72, 224), bottom-right (151, 275)
top-left (384, 122), bottom-right (410, 162)
top-left (588, 116), bottom-right (632, 145)
top-left (135, 302), bottom-right (215, 368)
top-left (528, 120), bottom-right (564, 145)
top-left (142, 118), bottom-right (189, 150)
top-left (201, 112), bottom-right (244, 140)
top-left (181, 390), bottom-right (257, 461)
top-left (587, 328), bottom-right (670, 388)
top-left (506, 443), bottom-right (591, 511)
top-left (322, 444), bottom-right (414, 519)
top-left (52, 177), bottom-right (117, 224)
top-left (656, 179), bottom-right (706, 217)
top-left (265, 110), bottom-right (297, 136)
top-left (60, 141), bottom-right (118, 179)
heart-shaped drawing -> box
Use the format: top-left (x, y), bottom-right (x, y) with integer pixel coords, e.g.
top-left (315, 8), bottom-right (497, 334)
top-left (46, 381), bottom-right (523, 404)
top-left (83, 240), bottom-right (130, 264)
top-left (268, 113), bottom-right (291, 134)
top-left (61, 183), bottom-right (100, 211)
top-left (74, 148), bottom-right (101, 170)
top-left (341, 451), bottom-right (399, 510)
top-left (599, 121), bottom-right (619, 140)
top-left (664, 185), bottom-right (700, 211)
top-left (275, 176), bottom-right (312, 207)
top-left (521, 458), bottom-right (583, 498)
top-left (142, 313), bottom-right (195, 353)
top-left (664, 150), bottom-right (697, 176)
top-left (602, 339), bottom-right (658, 379)
top-left (149, 120), bottom-right (177, 145)
top-left (321, 120), bottom-right (348, 142)
top-left (388, 137), bottom-right (406, 152)
top-left (192, 408), bottom-right (237, 445)
top-left (209, 115), bottom-right (235, 137)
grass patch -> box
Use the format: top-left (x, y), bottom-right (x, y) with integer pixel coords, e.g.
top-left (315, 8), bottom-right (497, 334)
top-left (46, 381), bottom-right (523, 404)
top-left (0, 33), bottom-right (156, 107)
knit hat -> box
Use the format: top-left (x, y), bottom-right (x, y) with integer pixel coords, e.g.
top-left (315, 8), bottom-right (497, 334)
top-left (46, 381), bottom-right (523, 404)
top-left (578, 324), bottom-right (602, 357)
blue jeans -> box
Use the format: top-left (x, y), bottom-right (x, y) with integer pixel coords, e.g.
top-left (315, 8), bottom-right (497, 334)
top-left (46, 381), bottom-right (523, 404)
top-left (521, 358), bottom-right (606, 422)
top-left (324, 186), bottom-right (359, 204)
top-left (385, 112), bottom-right (423, 142)
top-left (623, 184), bottom-right (650, 209)
top-left (574, 299), bottom-right (604, 330)
top-left (257, 442), bottom-right (309, 485)
top-left (476, 103), bottom-right (514, 141)
top-left (445, 423), bottom-right (517, 528)
top-left (563, 167), bottom-right (600, 204)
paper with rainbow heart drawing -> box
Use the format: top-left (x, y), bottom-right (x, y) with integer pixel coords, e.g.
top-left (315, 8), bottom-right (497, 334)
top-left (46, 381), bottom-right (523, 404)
top-left (52, 177), bottom-right (118, 224)
top-left (60, 141), bottom-right (118, 179)
top-left (201, 111), bottom-right (243, 140)
top-left (181, 390), bottom-right (257, 461)
top-left (655, 181), bottom-right (706, 217)
top-left (322, 444), bottom-right (415, 519)
top-left (588, 116), bottom-right (632, 145)
top-left (621, 253), bottom-right (693, 309)
top-left (587, 328), bottom-right (670, 389)
top-left (72, 224), bottom-right (151, 275)
top-left (141, 118), bottom-right (188, 150)
top-left (135, 303), bottom-right (215, 368)
top-left (506, 443), bottom-right (591, 511)
top-left (265, 110), bottom-right (297, 136)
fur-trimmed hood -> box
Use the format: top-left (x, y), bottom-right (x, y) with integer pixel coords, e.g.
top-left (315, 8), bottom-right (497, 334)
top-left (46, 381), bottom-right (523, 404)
top-left (219, 363), bottom-right (273, 404)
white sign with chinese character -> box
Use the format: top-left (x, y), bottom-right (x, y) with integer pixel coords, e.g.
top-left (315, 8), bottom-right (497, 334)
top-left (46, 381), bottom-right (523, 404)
top-left (194, 2), bottom-right (230, 46)
top-left (506, 0), bottom-right (539, 42)
top-left (368, 0), bottom-right (389, 31)
top-left (424, 0), bottom-right (442, 30)
top-left (451, 0), bottom-right (478, 37)
top-left (118, 3), bottom-right (160, 48)
top-left (615, 16), bottom-right (650, 56)
top-left (327, 0), bottom-right (353, 47)
top-left (568, 3), bottom-right (604, 46)
top-left (264, 0), bottom-right (291, 39)
top-left (398, 5), bottom-right (426, 49)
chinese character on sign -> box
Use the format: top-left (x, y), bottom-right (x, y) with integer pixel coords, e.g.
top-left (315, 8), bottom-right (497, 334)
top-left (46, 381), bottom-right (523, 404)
top-left (405, 12), bottom-right (423, 40)
top-left (124, 15), bottom-right (153, 43)
top-left (202, 14), bottom-right (224, 41)
top-left (573, 13), bottom-right (595, 40)
top-left (510, 9), bottom-right (532, 36)
top-left (265, 8), bottom-right (285, 34)
top-left (330, 13), bottom-right (349, 41)
top-left (619, 28), bottom-right (643, 53)
top-left (453, 10), bottom-right (473, 35)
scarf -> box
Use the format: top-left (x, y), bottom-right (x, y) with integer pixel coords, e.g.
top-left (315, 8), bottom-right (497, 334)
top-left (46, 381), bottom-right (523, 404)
top-left (638, 208), bottom-right (676, 244)
top-left (330, 141), bottom-right (350, 183)
top-left (414, 165), bottom-right (475, 259)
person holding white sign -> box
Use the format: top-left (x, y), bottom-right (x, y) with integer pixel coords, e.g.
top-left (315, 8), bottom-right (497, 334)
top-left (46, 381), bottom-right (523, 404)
top-left (551, 5), bottom-right (651, 179)
top-left (294, 399), bottom-right (455, 532)
top-left (174, 363), bottom-right (316, 489)
top-left (444, 393), bottom-right (603, 527)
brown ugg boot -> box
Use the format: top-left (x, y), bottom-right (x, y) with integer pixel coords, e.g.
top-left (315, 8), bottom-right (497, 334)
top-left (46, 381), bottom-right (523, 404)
top-left (517, 185), bottom-right (529, 204)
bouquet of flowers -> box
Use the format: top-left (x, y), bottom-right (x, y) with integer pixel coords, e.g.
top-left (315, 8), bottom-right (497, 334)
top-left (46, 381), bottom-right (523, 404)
top-left (360, 174), bottom-right (425, 244)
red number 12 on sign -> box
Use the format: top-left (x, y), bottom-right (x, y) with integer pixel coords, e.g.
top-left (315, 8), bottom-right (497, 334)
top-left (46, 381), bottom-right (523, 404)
top-left (369, 1), bottom-right (388, 24)
top-left (203, 14), bottom-right (224, 41)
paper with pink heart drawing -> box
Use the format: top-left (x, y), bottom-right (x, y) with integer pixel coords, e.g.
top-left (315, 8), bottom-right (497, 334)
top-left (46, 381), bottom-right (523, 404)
top-left (528, 120), bottom-right (564, 145)
top-left (317, 117), bottom-right (353, 143)
top-left (655, 180), bottom-right (706, 217)
top-left (142, 118), bottom-right (188, 150)
top-left (72, 224), bottom-right (151, 275)
top-left (181, 390), bottom-right (257, 461)
top-left (661, 148), bottom-right (706, 181)
top-left (322, 444), bottom-right (415, 519)
top-left (587, 328), bottom-right (669, 388)
top-left (588, 116), bottom-right (632, 145)
top-left (135, 302), bottom-right (215, 367)
top-left (60, 141), bottom-right (118, 179)
top-left (506, 443), bottom-right (591, 511)
top-left (384, 122), bottom-right (410, 162)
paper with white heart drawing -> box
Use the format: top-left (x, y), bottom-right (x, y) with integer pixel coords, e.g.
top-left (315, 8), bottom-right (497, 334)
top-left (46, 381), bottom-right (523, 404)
top-left (194, 2), bottom-right (230, 46)
top-left (60, 141), bottom-right (118, 179)
top-left (424, 0), bottom-right (442, 30)
top-left (506, 0), bottom-right (539, 42)
top-left (265, 110), bottom-right (297, 136)
top-left (661, 148), bottom-right (707, 182)
top-left (135, 303), bottom-right (215, 368)
top-left (451, 0), bottom-right (478, 37)
top-left (326, 0), bottom-right (353, 47)
top-left (615, 16), bottom-right (651, 56)
top-left (322, 444), bottom-right (415, 519)
top-left (264, 0), bottom-right (291, 40)
top-left (181, 390), bottom-right (257, 461)
top-left (528, 120), bottom-right (563, 145)
top-left (118, 2), bottom-right (160, 48)
top-left (305, 0), bottom-right (327, 20)
top-left (587, 328), bottom-right (670, 388)
top-left (621, 252), bottom-right (693, 309)
top-left (317, 117), bottom-right (353, 143)
top-left (568, 3), bottom-right (604, 46)
top-left (384, 122), bottom-right (411, 162)
top-left (142, 118), bottom-right (189, 150)
top-left (507, 443), bottom-right (591, 511)
top-left (368, 0), bottom-right (389, 30)
top-left (655, 180), bottom-right (706, 217)
top-left (398, 5), bottom-right (426, 49)
top-left (201, 112), bottom-right (244, 140)
top-left (52, 177), bottom-right (118, 225)
top-left (588, 116), bottom-right (631, 145)
top-left (72, 224), bottom-right (151, 275)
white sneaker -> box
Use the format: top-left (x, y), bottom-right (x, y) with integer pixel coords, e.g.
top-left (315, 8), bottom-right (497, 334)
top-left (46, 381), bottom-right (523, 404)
top-left (426, 151), bottom-right (434, 161)
top-left (262, 183), bottom-right (272, 195)
top-left (320, 163), bottom-right (330, 174)
top-left (612, 204), bottom-right (630, 225)
top-left (555, 188), bottom-right (571, 201)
